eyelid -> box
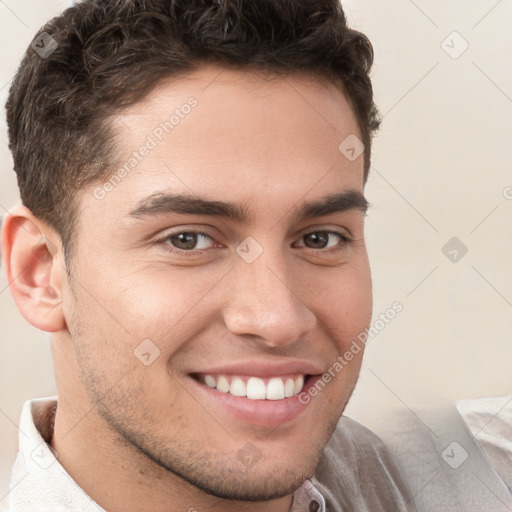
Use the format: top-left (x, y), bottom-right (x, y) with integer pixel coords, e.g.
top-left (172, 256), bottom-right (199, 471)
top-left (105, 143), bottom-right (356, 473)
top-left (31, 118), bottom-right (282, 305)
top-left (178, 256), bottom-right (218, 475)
top-left (153, 225), bottom-right (220, 242)
top-left (293, 224), bottom-right (353, 241)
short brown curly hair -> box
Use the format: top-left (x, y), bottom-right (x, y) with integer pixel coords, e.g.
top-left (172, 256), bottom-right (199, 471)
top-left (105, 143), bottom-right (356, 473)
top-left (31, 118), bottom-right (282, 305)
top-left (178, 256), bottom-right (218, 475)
top-left (6, 0), bottom-right (380, 257)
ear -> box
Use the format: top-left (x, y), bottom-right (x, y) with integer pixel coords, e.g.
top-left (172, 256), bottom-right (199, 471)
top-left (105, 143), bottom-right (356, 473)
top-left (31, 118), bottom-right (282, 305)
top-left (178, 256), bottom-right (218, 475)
top-left (1, 205), bottom-right (67, 332)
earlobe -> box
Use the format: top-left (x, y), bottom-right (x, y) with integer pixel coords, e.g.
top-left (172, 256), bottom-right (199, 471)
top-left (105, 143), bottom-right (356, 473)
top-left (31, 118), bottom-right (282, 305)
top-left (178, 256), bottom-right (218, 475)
top-left (1, 205), bottom-right (67, 332)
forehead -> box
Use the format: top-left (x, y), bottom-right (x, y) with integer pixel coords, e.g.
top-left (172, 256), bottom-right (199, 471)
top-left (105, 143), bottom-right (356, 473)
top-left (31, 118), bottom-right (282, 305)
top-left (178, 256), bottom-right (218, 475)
top-left (88, 64), bottom-right (364, 220)
top-left (120, 63), bottom-right (356, 124)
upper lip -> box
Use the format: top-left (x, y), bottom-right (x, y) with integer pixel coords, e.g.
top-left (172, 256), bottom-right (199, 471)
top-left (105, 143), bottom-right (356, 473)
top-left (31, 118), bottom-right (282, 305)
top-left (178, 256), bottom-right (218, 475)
top-left (189, 359), bottom-right (324, 378)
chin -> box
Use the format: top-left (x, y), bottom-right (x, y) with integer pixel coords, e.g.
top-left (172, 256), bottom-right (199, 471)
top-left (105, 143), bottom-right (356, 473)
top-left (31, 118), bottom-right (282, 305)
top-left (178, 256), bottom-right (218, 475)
top-left (112, 412), bottom-right (326, 502)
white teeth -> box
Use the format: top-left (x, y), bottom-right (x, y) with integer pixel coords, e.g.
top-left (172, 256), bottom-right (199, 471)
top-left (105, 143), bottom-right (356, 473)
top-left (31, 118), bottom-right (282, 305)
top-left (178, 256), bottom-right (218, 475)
top-left (293, 375), bottom-right (304, 395)
top-left (201, 374), bottom-right (306, 400)
top-left (284, 378), bottom-right (294, 398)
top-left (266, 378), bottom-right (285, 400)
top-left (246, 377), bottom-right (267, 400)
top-left (230, 377), bottom-right (246, 397)
top-left (204, 375), bottom-right (217, 388)
top-left (216, 375), bottom-right (230, 393)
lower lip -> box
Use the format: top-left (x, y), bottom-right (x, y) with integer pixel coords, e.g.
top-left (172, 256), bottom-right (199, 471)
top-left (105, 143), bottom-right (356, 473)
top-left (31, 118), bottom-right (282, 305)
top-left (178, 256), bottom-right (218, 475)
top-left (188, 375), bottom-right (321, 427)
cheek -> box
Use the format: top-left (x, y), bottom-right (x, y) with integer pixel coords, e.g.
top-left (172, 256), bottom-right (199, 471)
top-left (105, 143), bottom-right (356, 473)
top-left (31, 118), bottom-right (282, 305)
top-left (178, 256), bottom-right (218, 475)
top-left (309, 260), bottom-right (372, 350)
top-left (72, 262), bottom-right (229, 363)
top-left (119, 265), bottom-right (223, 322)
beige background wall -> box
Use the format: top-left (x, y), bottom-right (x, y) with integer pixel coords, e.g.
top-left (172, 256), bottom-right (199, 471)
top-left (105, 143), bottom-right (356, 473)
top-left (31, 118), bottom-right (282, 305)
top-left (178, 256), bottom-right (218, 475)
top-left (1, 0), bottom-right (511, 501)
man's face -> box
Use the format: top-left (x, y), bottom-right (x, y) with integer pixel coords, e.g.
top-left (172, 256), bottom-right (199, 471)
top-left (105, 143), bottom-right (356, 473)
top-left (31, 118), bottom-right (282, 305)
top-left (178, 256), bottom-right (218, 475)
top-left (62, 65), bottom-right (372, 500)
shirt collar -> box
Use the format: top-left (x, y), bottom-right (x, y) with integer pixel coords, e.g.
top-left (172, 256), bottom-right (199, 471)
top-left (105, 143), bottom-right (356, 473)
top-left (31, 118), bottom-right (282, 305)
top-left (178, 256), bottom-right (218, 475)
top-left (9, 398), bottom-right (326, 512)
top-left (291, 478), bottom-right (326, 511)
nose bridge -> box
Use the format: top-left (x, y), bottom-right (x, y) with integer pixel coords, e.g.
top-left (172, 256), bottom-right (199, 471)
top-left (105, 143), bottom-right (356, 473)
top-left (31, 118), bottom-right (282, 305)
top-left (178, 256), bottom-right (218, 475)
top-left (223, 253), bottom-right (316, 347)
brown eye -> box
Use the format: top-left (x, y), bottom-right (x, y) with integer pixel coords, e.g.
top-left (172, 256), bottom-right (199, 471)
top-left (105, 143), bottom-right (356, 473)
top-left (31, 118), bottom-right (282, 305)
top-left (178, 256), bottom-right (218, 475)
top-left (295, 231), bottom-right (351, 252)
top-left (167, 232), bottom-right (215, 251)
top-left (170, 233), bottom-right (198, 250)
top-left (303, 232), bottom-right (330, 249)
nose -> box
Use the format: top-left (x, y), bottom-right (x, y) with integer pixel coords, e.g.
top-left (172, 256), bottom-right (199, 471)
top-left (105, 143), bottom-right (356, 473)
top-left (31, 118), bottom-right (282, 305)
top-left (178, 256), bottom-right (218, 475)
top-left (222, 257), bottom-right (317, 348)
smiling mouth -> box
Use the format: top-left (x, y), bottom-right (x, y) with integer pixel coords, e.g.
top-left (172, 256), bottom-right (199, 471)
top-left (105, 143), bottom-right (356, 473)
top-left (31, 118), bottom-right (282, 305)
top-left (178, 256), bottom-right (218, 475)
top-left (191, 373), bottom-right (310, 400)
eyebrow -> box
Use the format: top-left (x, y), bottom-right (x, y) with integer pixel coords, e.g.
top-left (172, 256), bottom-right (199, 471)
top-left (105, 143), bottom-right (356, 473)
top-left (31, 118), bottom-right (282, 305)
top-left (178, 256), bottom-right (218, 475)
top-left (129, 193), bottom-right (251, 221)
top-left (128, 189), bottom-right (368, 222)
top-left (295, 190), bottom-right (369, 220)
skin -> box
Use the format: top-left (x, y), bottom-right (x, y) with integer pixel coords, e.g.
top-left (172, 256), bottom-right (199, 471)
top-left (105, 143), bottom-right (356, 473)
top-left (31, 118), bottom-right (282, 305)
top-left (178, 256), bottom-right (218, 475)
top-left (2, 64), bottom-right (372, 512)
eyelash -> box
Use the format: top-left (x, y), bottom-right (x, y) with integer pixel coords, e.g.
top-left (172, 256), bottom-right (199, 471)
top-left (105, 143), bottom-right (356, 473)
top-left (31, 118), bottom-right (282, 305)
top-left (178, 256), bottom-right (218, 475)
top-left (156, 230), bottom-right (354, 256)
